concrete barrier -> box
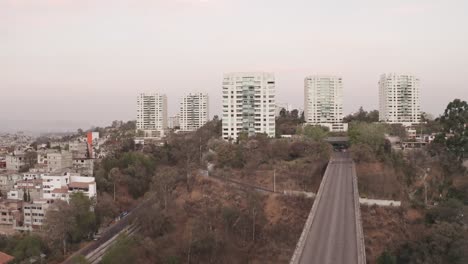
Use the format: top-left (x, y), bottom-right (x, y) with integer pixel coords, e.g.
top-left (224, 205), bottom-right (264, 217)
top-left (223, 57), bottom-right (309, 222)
top-left (359, 198), bottom-right (401, 207)
top-left (283, 190), bottom-right (316, 199)
top-left (352, 163), bottom-right (367, 264)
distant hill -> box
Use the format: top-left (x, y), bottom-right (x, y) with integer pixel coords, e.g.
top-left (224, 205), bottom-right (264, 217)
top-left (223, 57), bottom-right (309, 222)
top-left (0, 119), bottom-right (100, 135)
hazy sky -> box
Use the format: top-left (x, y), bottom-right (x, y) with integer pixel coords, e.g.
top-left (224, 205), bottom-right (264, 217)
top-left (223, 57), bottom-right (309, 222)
top-left (1, 0), bottom-right (467, 132)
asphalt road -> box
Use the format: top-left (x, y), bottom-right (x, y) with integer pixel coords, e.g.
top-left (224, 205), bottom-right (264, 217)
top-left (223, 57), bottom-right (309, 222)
top-left (297, 153), bottom-right (359, 264)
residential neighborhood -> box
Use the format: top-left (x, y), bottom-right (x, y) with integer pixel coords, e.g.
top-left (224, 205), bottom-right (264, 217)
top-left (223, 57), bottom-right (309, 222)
top-left (0, 131), bottom-right (102, 234)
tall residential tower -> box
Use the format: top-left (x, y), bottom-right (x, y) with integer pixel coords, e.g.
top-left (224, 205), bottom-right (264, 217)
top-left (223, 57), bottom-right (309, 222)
top-left (379, 73), bottom-right (421, 126)
top-left (179, 93), bottom-right (209, 132)
top-left (222, 72), bottom-right (276, 141)
top-left (304, 75), bottom-right (346, 131)
top-left (136, 92), bottom-right (168, 138)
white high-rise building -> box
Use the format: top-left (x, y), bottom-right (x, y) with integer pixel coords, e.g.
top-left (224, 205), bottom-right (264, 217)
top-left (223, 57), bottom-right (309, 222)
top-left (304, 75), bottom-right (347, 132)
top-left (179, 93), bottom-right (209, 132)
top-left (222, 72), bottom-right (276, 141)
top-left (136, 92), bottom-right (168, 138)
top-left (379, 73), bottom-right (421, 126)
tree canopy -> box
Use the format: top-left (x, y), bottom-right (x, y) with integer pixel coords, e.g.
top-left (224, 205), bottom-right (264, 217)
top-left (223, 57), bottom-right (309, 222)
top-left (436, 99), bottom-right (468, 161)
top-left (343, 107), bottom-right (379, 123)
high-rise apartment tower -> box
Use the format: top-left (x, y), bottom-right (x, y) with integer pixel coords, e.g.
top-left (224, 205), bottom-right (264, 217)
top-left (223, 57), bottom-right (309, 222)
top-left (379, 73), bottom-right (421, 126)
top-left (222, 72), bottom-right (276, 141)
top-left (179, 93), bottom-right (209, 132)
top-left (136, 92), bottom-right (168, 138)
top-left (304, 75), bottom-right (347, 131)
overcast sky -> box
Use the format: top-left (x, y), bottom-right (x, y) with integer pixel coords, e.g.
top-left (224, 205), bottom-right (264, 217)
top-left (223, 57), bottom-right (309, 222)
top-left (1, 0), bottom-right (467, 132)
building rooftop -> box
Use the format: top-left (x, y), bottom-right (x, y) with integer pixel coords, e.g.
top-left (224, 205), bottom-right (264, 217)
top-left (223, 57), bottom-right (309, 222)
top-left (51, 187), bottom-right (69, 194)
top-left (0, 251), bottom-right (14, 264)
top-left (69, 182), bottom-right (93, 189)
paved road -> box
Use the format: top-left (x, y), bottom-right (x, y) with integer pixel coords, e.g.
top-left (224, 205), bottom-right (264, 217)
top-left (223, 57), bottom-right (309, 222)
top-left (297, 153), bottom-right (359, 264)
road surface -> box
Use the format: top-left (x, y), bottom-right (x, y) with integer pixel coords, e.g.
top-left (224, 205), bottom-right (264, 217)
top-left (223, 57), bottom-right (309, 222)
top-left (294, 153), bottom-right (363, 264)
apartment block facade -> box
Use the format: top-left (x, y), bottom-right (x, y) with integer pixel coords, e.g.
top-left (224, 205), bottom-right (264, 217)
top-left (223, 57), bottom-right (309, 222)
top-left (179, 93), bottom-right (209, 132)
top-left (222, 72), bottom-right (276, 141)
top-left (136, 92), bottom-right (168, 138)
top-left (304, 75), bottom-right (347, 132)
top-left (379, 73), bottom-right (421, 126)
top-left (22, 200), bottom-right (49, 230)
top-left (5, 154), bottom-right (27, 172)
top-left (47, 151), bottom-right (73, 173)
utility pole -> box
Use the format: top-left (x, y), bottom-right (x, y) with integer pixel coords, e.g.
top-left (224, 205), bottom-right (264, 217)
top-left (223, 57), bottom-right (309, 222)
top-left (199, 136), bottom-right (202, 164)
top-left (273, 169), bottom-right (276, 193)
top-left (423, 168), bottom-right (430, 206)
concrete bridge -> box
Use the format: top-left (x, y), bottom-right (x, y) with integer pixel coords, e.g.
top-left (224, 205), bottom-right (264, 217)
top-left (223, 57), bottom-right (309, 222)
top-left (290, 152), bottom-right (366, 264)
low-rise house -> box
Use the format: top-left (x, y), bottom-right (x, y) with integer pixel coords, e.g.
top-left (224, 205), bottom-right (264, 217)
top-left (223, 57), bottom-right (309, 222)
top-left (73, 158), bottom-right (94, 176)
top-left (29, 164), bottom-right (48, 173)
top-left (0, 199), bottom-right (23, 228)
top-left (42, 172), bottom-right (96, 202)
top-left (0, 251), bottom-right (14, 263)
top-left (0, 157), bottom-right (5, 170)
top-left (37, 149), bottom-right (59, 165)
top-left (415, 134), bottom-right (436, 143)
top-left (385, 135), bottom-right (402, 150)
top-left (47, 151), bottom-right (73, 173)
top-left (0, 174), bottom-right (21, 194)
top-left (22, 172), bottom-right (46, 181)
top-left (5, 154), bottom-right (27, 172)
top-left (401, 141), bottom-right (428, 150)
top-left (406, 128), bottom-right (417, 140)
top-left (49, 142), bottom-right (68, 150)
top-left (6, 191), bottom-right (19, 200)
top-left (11, 179), bottom-right (43, 201)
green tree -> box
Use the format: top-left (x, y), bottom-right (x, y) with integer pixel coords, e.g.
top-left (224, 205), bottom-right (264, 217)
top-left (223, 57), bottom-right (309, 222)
top-left (275, 109), bottom-right (303, 137)
top-left (437, 99), bottom-right (468, 161)
top-left (377, 251), bottom-right (396, 264)
top-left (349, 122), bottom-right (386, 153)
top-left (426, 198), bottom-right (464, 224)
top-left (298, 125), bottom-right (328, 141)
top-left (343, 107), bottom-right (379, 123)
top-left (11, 235), bottom-right (47, 263)
top-left (151, 166), bottom-right (181, 210)
top-left (94, 193), bottom-right (119, 227)
top-left (24, 151), bottom-right (37, 167)
top-left (45, 193), bottom-right (97, 255)
top-left (350, 143), bottom-right (376, 163)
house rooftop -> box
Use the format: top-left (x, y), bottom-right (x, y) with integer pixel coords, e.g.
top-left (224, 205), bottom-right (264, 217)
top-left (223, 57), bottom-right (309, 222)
top-left (51, 187), bottom-right (69, 194)
top-left (0, 251), bottom-right (14, 264)
top-left (69, 182), bottom-right (93, 189)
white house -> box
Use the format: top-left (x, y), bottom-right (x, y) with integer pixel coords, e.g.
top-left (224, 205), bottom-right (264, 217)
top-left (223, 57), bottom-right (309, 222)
top-left (42, 172), bottom-right (97, 202)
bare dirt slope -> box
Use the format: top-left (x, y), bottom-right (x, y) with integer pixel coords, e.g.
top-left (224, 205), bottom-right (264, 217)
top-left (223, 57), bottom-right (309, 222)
top-left (361, 206), bottom-right (425, 264)
top-left (134, 175), bottom-right (313, 264)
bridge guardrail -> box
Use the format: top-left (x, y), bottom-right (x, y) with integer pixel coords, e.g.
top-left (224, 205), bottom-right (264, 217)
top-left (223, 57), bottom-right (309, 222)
top-left (289, 158), bottom-right (333, 264)
top-left (352, 162), bottom-right (367, 264)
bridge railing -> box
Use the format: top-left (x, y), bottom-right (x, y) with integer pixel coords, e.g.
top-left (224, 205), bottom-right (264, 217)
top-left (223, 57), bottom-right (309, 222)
top-left (352, 162), bottom-right (367, 264)
top-left (289, 158), bottom-right (333, 264)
